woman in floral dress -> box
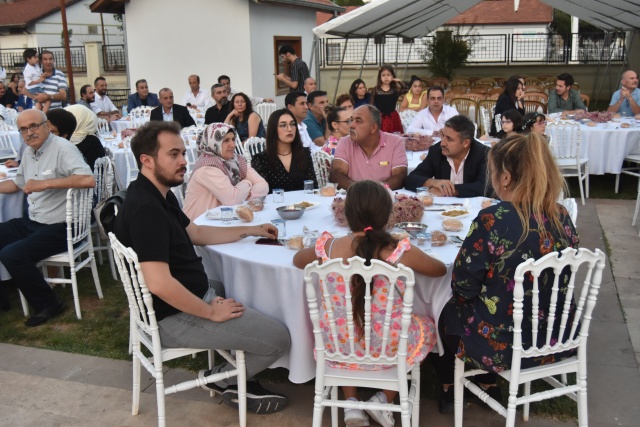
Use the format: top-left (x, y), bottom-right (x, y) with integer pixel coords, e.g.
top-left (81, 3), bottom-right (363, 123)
top-left (433, 132), bottom-right (580, 413)
top-left (294, 180), bottom-right (446, 427)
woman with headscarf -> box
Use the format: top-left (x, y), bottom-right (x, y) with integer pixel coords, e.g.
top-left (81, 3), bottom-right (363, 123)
top-left (64, 104), bottom-right (106, 171)
top-left (183, 123), bottom-right (268, 221)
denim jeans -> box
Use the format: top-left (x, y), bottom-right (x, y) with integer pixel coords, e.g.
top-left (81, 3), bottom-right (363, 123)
top-left (0, 217), bottom-right (67, 312)
top-left (158, 287), bottom-right (291, 386)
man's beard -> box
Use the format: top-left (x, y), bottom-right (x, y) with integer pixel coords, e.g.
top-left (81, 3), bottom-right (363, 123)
top-left (154, 166), bottom-right (185, 188)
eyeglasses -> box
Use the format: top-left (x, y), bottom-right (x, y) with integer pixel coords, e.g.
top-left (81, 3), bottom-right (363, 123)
top-left (335, 119), bottom-right (352, 124)
top-left (18, 121), bottom-right (47, 134)
top-left (277, 122), bottom-right (297, 129)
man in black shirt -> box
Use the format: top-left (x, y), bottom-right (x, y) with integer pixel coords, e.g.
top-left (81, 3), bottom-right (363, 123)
top-left (114, 121), bottom-right (290, 414)
top-left (204, 83), bottom-right (229, 124)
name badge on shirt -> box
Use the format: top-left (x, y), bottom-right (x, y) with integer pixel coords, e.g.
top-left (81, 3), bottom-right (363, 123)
top-left (379, 161), bottom-right (389, 166)
top-left (42, 169), bottom-right (52, 176)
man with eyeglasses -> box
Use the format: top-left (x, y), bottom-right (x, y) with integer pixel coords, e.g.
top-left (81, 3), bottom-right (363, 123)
top-left (330, 104), bottom-right (408, 190)
top-left (0, 109), bottom-right (95, 326)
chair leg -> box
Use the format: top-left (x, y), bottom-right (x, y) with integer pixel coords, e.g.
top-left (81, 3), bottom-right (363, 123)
top-left (107, 242), bottom-right (117, 280)
top-left (411, 366), bottom-right (421, 427)
top-left (237, 350), bottom-right (247, 427)
top-left (454, 358), bottom-right (465, 427)
top-left (330, 386), bottom-right (338, 427)
top-left (311, 385), bottom-right (325, 427)
top-left (577, 172), bottom-right (586, 206)
top-left (70, 266), bottom-right (82, 319)
top-left (89, 252), bottom-right (104, 299)
top-left (615, 173), bottom-right (621, 193)
top-left (523, 381), bottom-right (531, 421)
top-left (131, 341), bottom-right (141, 415)
top-left (155, 361), bottom-right (166, 427)
top-left (93, 232), bottom-right (104, 265)
top-left (585, 164), bottom-right (590, 198)
top-left (18, 290), bottom-right (29, 317)
top-left (633, 185), bottom-right (640, 228)
top-left (577, 374), bottom-right (588, 426)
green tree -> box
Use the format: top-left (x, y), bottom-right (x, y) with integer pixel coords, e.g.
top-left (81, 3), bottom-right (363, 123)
top-left (421, 28), bottom-right (475, 80)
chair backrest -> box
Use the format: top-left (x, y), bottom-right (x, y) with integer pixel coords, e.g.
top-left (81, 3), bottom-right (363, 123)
top-left (494, 113), bottom-right (503, 134)
top-left (255, 102), bottom-right (277, 129)
top-left (180, 125), bottom-right (198, 147)
top-left (543, 83), bottom-right (556, 96)
top-left (234, 132), bottom-right (246, 156)
top-left (474, 78), bottom-right (496, 87)
top-left (580, 93), bottom-right (590, 109)
top-left (479, 106), bottom-right (491, 136)
top-left (65, 188), bottom-right (93, 248)
top-left (93, 156), bottom-right (115, 204)
top-left (109, 233), bottom-right (160, 345)
top-left (97, 118), bottom-right (110, 136)
top-left (399, 109), bottom-right (417, 133)
top-left (546, 122), bottom-right (581, 161)
top-left (0, 129), bottom-right (17, 160)
top-left (244, 137), bottom-right (266, 162)
top-left (449, 98), bottom-right (479, 124)
top-left (523, 92), bottom-right (548, 104)
top-left (469, 84), bottom-right (492, 94)
top-left (123, 137), bottom-right (139, 187)
top-left (304, 256), bottom-right (416, 372)
top-left (524, 100), bottom-right (547, 114)
top-left (450, 78), bottom-right (470, 87)
top-left (560, 197), bottom-right (578, 226)
top-left (460, 92), bottom-right (485, 102)
top-left (311, 150), bottom-right (332, 188)
top-left (524, 76), bottom-right (542, 86)
top-left (511, 248), bottom-right (605, 370)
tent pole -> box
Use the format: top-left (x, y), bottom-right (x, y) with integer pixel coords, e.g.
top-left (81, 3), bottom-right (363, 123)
top-left (309, 35), bottom-right (318, 86)
top-left (358, 38), bottom-right (369, 79)
top-left (403, 41), bottom-right (413, 80)
top-left (334, 37), bottom-right (350, 104)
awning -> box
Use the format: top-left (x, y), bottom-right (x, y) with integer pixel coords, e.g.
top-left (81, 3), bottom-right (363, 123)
top-left (313, 0), bottom-right (640, 38)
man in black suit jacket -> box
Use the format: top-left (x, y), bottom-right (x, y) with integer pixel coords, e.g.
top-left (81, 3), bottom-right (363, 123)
top-left (405, 115), bottom-right (490, 197)
top-left (150, 88), bottom-right (195, 129)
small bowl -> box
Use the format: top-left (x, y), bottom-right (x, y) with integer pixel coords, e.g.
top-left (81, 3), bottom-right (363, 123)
top-left (394, 222), bottom-right (428, 238)
top-left (276, 205), bottom-right (306, 220)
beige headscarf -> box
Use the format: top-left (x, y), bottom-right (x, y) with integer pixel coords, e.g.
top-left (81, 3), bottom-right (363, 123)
top-left (64, 104), bottom-right (98, 145)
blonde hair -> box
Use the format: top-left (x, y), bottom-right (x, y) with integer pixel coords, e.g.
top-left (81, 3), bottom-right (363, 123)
top-left (489, 132), bottom-right (568, 245)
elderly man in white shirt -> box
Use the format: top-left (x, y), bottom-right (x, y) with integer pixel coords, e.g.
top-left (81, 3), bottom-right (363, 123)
top-left (182, 74), bottom-right (211, 109)
top-left (406, 86), bottom-right (458, 137)
top-left (91, 76), bottom-right (121, 121)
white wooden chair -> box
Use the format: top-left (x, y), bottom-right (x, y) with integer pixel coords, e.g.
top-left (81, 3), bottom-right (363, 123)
top-left (92, 156), bottom-right (117, 280)
top-left (399, 109), bottom-right (417, 133)
top-left (30, 188), bottom-right (103, 319)
top-left (234, 132), bottom-right (246, 157)
top-left (130, 106), bottom-right (153, 128)
top-left (560, 198), bottom-right (578, 227)
top-left (546, 122), bottom-right (589, 205)
top-left (255, 102), bottom-right (277, 129)
top-left (97, 118), bottom-right (110, 136)
top-left (494, 113), bottom-right (503, 135)
top-left (614, 154), bottom-right (640, 235)
top-left (479, 106), bottom-right (491, 137)
top-left (108, 233), bottom-right (247, 427)
top-left (303, 257), bottom-right (422, 427)
top-left (122, 137), bottom-right (139, 187)
top-left (454, 247), bottom-right (606, 427)
top-left (0, 127), bottom-right (17, 161)
top-left (244, 137), bottom-right (266, 164)
top-left (311, 150), bottom-right (332, 188)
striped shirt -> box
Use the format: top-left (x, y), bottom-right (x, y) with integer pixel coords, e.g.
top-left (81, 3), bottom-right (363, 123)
top-left (289, 58), bottom-right (309, 93)
top-left (41, 69), bottom-right (68, 109)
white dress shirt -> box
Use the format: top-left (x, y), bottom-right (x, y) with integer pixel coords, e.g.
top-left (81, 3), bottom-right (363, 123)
top-left (182, 89), bottom-right (211, 108)
top-left (298, 122), bottom-right (319, 152)
top-left (406, 104), bottom-right (459, 135)
top-left (91, 93), bottom-right (118, 114)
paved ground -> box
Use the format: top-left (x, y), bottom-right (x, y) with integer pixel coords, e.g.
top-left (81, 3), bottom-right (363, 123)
top-left (0, 198), bottom-right (638, 427)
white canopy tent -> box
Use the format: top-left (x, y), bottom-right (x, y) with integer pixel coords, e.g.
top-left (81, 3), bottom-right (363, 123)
top-left (312, 0), bottom-right (639, 105)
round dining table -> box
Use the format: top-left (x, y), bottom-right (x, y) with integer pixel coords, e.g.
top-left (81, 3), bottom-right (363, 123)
top-left (193, 189), bottom-right (483, 383)
top-left (578, 121), bottom-right (640, 175)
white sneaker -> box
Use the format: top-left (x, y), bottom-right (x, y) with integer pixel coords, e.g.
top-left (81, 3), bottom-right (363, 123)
top-left (365, 392), bottom-right (395, 427)
top-left (345, 398), bottom-right (370, 427)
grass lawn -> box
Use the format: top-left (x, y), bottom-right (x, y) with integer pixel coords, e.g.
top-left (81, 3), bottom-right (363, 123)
top-left (3, 172), bottom-right (635, 420)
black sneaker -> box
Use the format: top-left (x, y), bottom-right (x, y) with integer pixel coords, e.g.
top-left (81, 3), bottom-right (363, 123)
top-left (438, 387), bottom-right (454, 414)
top-left (198, 371), bottom-right (287, 415)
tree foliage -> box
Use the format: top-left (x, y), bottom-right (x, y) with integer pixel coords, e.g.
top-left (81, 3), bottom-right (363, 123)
top-left (421, 29), bottom-right (475, 80)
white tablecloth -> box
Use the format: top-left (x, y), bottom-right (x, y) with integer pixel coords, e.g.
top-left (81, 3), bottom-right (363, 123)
top-left (579, 122), bottom-right (640, 175)
top-left (3, 130), bottom-right (26, 160)
top-left (0, 164), bottom-right (25, 280)
top-left (194, 190), bottom-right (482, 383)
top-left (109, 118), bottom-right (133, 135)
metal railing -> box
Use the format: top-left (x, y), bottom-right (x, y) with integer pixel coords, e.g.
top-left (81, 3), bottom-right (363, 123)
top-left (319, 32), bottom-right (626, 67)
top-left (102, 45), bottom-right (126, 72)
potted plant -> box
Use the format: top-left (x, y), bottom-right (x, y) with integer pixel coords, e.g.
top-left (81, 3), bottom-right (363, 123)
top-left (421, 28), bottom-right (476, 80)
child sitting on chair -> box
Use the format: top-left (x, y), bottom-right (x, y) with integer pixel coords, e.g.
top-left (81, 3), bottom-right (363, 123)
top-left (294, 180), bottom-right (446, 427)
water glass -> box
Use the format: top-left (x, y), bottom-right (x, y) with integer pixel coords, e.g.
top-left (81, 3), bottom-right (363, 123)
top-left (303, 180), bottom-right (314, 194)
top-left (272, 188), bottom-right (285, 204)
top-left (220, 207), bottom-right (233, 224)
top-left (271, 219), bottom-right (287, 238)
top-left (416, 232), bottom-right (432, 252)
top-left (416, 186), bottom-right (429, 194)
top-left (406, 151), bottom-right (414, 161)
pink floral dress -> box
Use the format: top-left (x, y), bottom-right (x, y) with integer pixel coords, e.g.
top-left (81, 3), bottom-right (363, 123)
top-left (314, 231), bottom-right (436, 370)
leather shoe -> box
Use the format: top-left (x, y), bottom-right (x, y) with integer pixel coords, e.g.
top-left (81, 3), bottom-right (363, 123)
top-left (25, 299), bottom-right (66, 327)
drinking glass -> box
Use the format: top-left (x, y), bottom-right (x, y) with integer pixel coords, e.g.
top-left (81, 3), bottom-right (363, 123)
top-left (416, 232), bottom-right (432, 252)
top-left (304, 180), bottom-right (314, 194)
top-left (273, 188), bottom-right (285, 204)
top-left (220, 207), bottom-right (233, 224)
top-left (271, 219), bottom-right (287, 238)
top-left (406, 151), bottom-right (414, 161)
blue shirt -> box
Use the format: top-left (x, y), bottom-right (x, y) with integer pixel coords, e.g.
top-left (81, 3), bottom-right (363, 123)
top-left (609, 88), bottom-right (640, 116)
top-left (162, 107), bottom-right (173, 122)
top-left (303, 111), bottom-right (327, 141)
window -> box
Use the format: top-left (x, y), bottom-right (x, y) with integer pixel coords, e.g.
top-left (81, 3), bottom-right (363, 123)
top-left (88, 25), bottom-right (98, 35)
top-left (274, 36), bottom-right (302, 96)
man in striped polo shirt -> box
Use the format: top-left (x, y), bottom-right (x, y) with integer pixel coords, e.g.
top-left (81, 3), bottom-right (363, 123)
top-left (276, 44), bottom-right (310, 93)
top-left (28, 51), bottom-right (68, 110)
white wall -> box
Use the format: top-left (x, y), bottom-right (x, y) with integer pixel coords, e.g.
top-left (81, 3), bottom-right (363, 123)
top-left (0, 34), bottom-right (37, 50)
top-left (248, 2), bottom-right (317, 106)
top-left (125, 0), bottom-right (251, 99)
top-left (33, 1), bottom-right (124, 48)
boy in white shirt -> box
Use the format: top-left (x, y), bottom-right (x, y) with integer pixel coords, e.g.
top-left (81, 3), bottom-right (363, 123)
top-left (22, 48), bottom-right (51, 112)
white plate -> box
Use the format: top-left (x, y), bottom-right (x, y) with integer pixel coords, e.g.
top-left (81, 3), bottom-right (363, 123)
top-left (424, 206), bottom-right (446, 211)
top-left (439, 210), bottom-right (471, 220)
top-left (291, 201), bottom-right (320, 210)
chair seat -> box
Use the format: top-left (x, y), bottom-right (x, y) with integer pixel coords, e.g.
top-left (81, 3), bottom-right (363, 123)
top-left (555, 157), bottom-right (588, 167)
top-left (497, 355), bottom-right (579, 384)
top-left (44, 239), bottom-right (90, 263)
